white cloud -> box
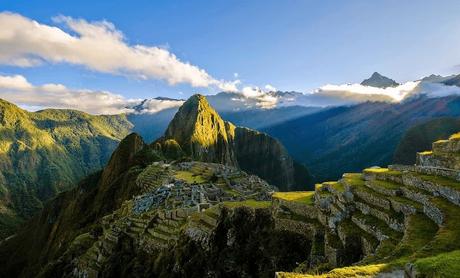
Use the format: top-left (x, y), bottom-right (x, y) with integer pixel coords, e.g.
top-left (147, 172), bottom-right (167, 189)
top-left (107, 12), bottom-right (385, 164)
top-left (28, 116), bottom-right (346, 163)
top-left (264, 84), bottom-right (277, 92)
top-left (0, 12), bottom-right (236, 90)
top-left (133, 98), bottom-right (184, 114)
top-left (316, 81), bottom-right (420, 103)
top-left (0, 74), bottom-right (146, 114)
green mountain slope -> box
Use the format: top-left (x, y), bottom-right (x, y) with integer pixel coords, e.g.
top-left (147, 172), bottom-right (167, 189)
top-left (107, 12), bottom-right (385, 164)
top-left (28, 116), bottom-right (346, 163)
top-left (393, 117), bottom-right (460, 165)
top-left (0, 99), bottom-right (132, 238)
top-left (263, 95), bottom-right (460, 182)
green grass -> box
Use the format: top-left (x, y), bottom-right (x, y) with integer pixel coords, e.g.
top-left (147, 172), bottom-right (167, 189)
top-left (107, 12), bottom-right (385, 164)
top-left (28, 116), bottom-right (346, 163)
top-left (414, 173), bottom-right (460, 191)
top-left (353, 211), bottom-right (403, 241)
top-left (369, 180), bottom-right (401, 191)
top-left (363, 168), bottom-right (402, 176)
top-left (222, 199), bottom-right (271, 209)
top-left (277, 264), bottom-right (389, 277)
top-left (418, 151), bottom-right (433, 155)
top-left (449, 132), bottom-right (460, 140)
top-left (338, 220), bottom-right (379, 250)
top-left (414, 250), bottom-right (460, 277)
top-left (341, 173), bottom-right (365, 186)
top-left (384, 213), bottom-right (438, 266)
top-left (322, 181), bottom-right (345, 192)
top-left (416, 197), bottom-right (460, 257)
top-left (273, 191), bottom-right (315, 205)
top-left (174, 170), bottom-right (207, 184)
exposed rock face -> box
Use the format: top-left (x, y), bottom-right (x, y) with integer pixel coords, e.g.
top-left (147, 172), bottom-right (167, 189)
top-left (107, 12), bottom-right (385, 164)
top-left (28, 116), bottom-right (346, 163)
top-left (158, 94), bottom-right (312, 191)
top-left (234, 127), bottom-right (297, 190)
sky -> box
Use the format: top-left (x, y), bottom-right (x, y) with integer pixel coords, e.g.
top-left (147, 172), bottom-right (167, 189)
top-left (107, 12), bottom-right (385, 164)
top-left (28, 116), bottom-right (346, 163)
top-left (1, 0), bottom-right (460, 113)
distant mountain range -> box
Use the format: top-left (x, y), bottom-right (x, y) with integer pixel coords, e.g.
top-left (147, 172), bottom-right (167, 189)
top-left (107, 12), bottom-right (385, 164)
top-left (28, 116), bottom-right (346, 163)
top-left (263, 94), bottom-right (460, 182)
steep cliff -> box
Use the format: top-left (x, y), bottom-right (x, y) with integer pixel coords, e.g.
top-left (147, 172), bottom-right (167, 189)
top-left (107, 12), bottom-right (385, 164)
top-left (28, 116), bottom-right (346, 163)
top-left (162, 94), bottom-right (238, 166)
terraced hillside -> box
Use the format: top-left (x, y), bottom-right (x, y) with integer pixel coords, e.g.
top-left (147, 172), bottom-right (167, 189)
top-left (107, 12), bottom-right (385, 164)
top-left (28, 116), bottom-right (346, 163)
top-left (276, 132), bottom-right (460, 277)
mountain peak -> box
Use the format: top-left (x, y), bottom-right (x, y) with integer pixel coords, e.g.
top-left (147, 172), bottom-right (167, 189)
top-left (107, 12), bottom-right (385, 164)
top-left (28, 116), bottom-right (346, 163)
top-left (163, 94), bottom-right (238, 165)
top-left (361, 72), bottom-right (399, 88)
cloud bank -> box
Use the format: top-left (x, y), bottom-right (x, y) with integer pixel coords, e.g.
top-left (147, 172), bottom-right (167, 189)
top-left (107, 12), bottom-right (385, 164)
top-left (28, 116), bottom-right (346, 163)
top-left (0, 74), bottom-right (183, 114)
top-left (214, 79), bottom-right (460, 110)
top-left (0, 12), bottom-right (237, 91)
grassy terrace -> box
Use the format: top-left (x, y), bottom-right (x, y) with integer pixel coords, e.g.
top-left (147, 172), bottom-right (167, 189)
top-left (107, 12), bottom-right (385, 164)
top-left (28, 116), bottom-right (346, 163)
top-left (345, 173), bottom-right (424, 211)
top-left (272, 191), bottom-right (315, 205)
top-left (363, 168), bottom-right (402, 176)
top-left (222, 199), bottom-right (271, 209)
top-left (354, 195), bottom-right (404, 222)
top-left (449, 132), bottom-right (460, 140)
top-left (174, 170), bottom-right (207, 184)
top-left (341, 173), bottom-right (365, 186)
top-left (415, 197), bottom-right (460, 257)
top-left (338, 219), bottom-right (379, 249)
top-left (352, 211), bottom-right (403, 241)
top-left (368, 179), bottom-right (401, 191)
top-left (414, 250), bottom-right (460, 277)
top-left (418, 151), bottom-right (433, 155)
top-left (322, 181), bottom-right (345, 192)
top-left (277, 264), bottom-right (388, 278)
top-left (413, 173), bottom-right (460, 191)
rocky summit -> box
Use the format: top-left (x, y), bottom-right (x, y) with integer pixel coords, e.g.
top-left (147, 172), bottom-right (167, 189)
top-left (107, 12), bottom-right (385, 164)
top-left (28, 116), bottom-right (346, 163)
top-left (360, 72), bottom-right (399, 88)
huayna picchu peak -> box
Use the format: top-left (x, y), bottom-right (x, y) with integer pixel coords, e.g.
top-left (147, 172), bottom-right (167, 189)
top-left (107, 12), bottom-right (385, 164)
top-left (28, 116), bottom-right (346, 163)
top-left (155, 94), bottom-right (312, 191)
top-left (161, 94), bottom-right (238, 166)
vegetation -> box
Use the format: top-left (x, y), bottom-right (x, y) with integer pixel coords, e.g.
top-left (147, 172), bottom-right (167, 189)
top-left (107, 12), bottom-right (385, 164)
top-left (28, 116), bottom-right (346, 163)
top-left (222, 199), bottom-right (271, 208)
top-left (174, 170), bottom-right (207, 184)
top-left (414, 250), bottom-right (460, 277)
top-left (278, 264), bottom-right (388, 278)
top-left (393, 117), bottom-right (460, 164)
top-left (272, 191), bottom-right (315, 205)
top-left (0, 99), bottom-right (133, 238)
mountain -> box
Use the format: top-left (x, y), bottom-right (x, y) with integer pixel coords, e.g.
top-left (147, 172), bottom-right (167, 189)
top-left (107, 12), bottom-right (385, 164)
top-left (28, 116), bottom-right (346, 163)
top-left (220, 106), bottom-right (322, 129)
top-left (155, 94), bottom-right (312, 190)
top-left (360, 72), bottom-right (399, 88)
top-left (161, 94), bottom-right (238, 166)
top-left (263, 95), bottom-right (460, 182)
top-left (2, 123), bottom-right (460, 277)
top-left (421, 73), bottom-right (460, 87)
top-left (0, 99), bottom-right (133, 238)
top-left (393, 117), bottom-right (460, 165)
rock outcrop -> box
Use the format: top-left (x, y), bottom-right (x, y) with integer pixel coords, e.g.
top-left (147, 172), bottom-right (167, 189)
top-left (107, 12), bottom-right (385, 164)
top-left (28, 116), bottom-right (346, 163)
top-left (360, 72), bottom-right (399, 88)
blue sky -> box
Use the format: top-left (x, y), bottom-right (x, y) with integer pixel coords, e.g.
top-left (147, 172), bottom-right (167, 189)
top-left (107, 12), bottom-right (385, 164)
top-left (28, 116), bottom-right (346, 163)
top-left (1, 0), bottom-right (460, 105)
